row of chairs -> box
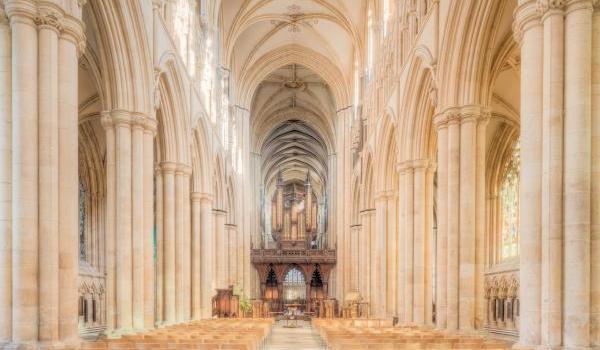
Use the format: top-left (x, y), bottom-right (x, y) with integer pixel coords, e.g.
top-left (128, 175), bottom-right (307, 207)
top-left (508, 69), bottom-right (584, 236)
top-left (81, 318), bottom-right (274, 350)
top-left (313, 319), bottom-right (510, 350)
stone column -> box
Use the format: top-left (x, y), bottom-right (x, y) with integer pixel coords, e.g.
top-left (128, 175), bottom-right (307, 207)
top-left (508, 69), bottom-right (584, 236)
top-left (102, 114), bottom-right (116, 332)
top-left (214, 209), bottom-right (227, 289)
top-left (514, 1), bottom-right (543, 345)
top-left (475, 115), bottom-right (487, 329)
top-left (591, 2), bottom-right (600, 346)
top-left (459, 112), bottom-right (477, 331)
top-left (200, 194), bottom-right (214, 318)
top-left (6, 1), bottom-right (39, 342)
top-left (131, 116), bottom-right (144, 330)
top-left (396, 167), bottom-right (406, 322)
top-left (403, 163), bottom-right (414, 322)
top-left (114, 111), bottom-right (133, 332)
top-left (155, 169), bottom-right (164, 323)
top-left (374, 193), bottom-right (387, 318)
top-left (175, 165), bottom-right (184, 322)
top-left (350, 225), bottom-right (360, 292)
top-left (446, 114), bottom-right (460, 331)
top-left (539, 0), bottom-right (564, 346)
top-left (181, 166), bottom-right (191, 321)
top-left (413, 161), bottom-right (427, 324)
top-left (386, 193), bottom-right (397, 317)
top-left (434, 115), bottom-right (448, 329)
top-left (162, 162), bottom-right (176, 324)
top-left (57, 14), bottom-right (84, 344)
top-left (0, 4), bottom-right (11, 342)
top-left (37, 5), bottom-right (60, 341)
top-left (191, 192), bottom-right (202, 320)
top-left (143, 119), bottom-right (156, 328)
top-left (359, 209), bottom-right (372, 310)
top-left (563, 0), bottom-right (593, 348)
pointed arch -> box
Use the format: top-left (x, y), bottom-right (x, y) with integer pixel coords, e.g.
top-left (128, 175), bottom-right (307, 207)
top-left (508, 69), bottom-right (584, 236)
top-left (85, 0), bottom-right (153, 113)
top-left (397, 52), bottom-right (437, 162)
top-left (191, 114), bottom-right (213, 194)
top-left (155, 57), bottom-right (191, 164)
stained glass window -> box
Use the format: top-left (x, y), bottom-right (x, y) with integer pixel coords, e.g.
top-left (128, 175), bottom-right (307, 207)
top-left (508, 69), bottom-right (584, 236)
top-left (283, 267), bottom-right (306, 302)
top-left (500, 141), bottom-right (520, 259)
top-left (79, 182), bottom-right (86, 261)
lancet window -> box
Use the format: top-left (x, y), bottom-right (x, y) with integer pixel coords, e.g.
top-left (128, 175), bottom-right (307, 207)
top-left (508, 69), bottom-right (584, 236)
top-left (500, 141), bottom-right (520, 260)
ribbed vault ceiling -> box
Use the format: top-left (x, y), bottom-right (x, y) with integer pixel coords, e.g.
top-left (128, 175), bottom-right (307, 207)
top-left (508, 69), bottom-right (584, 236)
top-left (261, 119), bottom-right (328, 202)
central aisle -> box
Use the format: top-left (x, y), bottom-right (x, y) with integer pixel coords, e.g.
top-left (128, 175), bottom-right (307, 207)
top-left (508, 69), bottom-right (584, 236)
top-left (264, 320), bottom-right (326, 350)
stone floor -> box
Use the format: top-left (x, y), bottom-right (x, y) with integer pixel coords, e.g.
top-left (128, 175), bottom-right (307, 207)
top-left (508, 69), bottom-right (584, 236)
top-left (264, 320), bottom-right (326, 350)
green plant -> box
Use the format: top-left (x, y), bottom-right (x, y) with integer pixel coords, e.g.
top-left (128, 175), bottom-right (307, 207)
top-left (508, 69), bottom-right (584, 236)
top-left (239, 295), bottom-right (252, 317)
top-left (233, 285), bottom-right (252, 317)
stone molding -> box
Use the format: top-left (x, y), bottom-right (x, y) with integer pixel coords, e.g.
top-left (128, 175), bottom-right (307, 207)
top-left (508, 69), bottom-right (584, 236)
top-left (101, 110), bottom-right (157, 134)
top-left (537, 0), bottom-right (566, 21)
top-left (513, 0), bottom-right (542, 44)
top-left (175, 163), bottom-right (192, 176)
top-left (564, 0), bottom-right (596, 13)
top-left (396, 159), bottom-right (435, 173)
top-left (191, 192), bottom-right (213, 202)
top-left (4, 0), bottom-right (85, 52)
top-left (35, 5), bottom-right (63, 33)
top-left (433, 105), bottom-right (490, 130)
top-left (374, 190), bottom-right (397, 202)
top-left (212, 208), bottom-right (228, 216)
top-left (160, 161), bottom-right (178, 174)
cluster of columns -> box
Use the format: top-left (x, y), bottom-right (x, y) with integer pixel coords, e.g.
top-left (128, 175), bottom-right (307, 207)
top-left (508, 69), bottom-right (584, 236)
top-left (101, 111), bottom-right (156, 335)
top-left (434, 106), bottom-right (488, 332)
top-left (156, 163), bottom-right (217, 322)
top-left (155, 162), bottom-right (213, 325)
top-left (396, 160), bottom-right (435, 325)
top-left (0, 0), bottom-right (84, 347)
top-left (514, 0), bottom-right (600, 348)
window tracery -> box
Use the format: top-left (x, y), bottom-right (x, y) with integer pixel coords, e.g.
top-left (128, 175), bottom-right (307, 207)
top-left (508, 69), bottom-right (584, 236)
top-left (283, 267), bottom-right (306, 302)
top-left (79, 182), bottom-right (87, 261)
top-left (500, 141), bottom-right (520, 260)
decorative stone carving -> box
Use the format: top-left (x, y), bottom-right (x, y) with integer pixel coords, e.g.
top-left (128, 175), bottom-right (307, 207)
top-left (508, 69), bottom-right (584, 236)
top-left (536, 0), bottom-right (565, 14)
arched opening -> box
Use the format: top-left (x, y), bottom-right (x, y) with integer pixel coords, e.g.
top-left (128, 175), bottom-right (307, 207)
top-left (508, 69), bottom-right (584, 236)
top-left (283, 266), bottom-right (307, 305)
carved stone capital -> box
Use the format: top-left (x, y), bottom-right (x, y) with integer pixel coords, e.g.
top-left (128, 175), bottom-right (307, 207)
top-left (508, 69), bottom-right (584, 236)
top-left (61, 15), bottom-right (86, 56)
top-left (176, 163), bottom-right (192, 176)
top-left (4, 0), bottom-right (38, 27)
top-left (396, 160), bottom-right (414, 174)
top-left (131, 113), bottom-right (147, 130)
top-left (433, 112), bottom-right (448, 130)
top-left (160, 161), bottom-right (178, 174)
top-left (513, 0), bottom-right (542, 44)
top-left (110, 109), bottom-right (133, 127)
top-left (565, 0), bottom-right (596, 12)
top-left (35, 6), bottom-right (63, 33)
top-left (100, 111), bottom-right (114, 130)
top-left (144, 117), bottom-right (158, 135)
top-left (537, 0), bottom-right (566, 15)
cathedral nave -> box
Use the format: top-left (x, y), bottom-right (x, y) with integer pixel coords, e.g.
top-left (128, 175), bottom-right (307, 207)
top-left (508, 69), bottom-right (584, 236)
top-left (0, 0), bottom-right (599, 349)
